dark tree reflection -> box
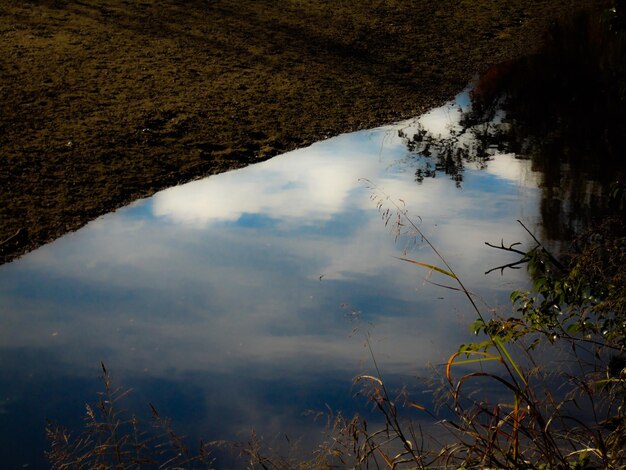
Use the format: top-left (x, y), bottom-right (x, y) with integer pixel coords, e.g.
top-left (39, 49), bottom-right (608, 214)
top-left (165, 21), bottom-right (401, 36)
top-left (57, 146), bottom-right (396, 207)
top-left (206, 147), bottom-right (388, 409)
top-left (401, 8), bottom-right (626, 241)
top-left (398, 116), bottom-right (497, 188)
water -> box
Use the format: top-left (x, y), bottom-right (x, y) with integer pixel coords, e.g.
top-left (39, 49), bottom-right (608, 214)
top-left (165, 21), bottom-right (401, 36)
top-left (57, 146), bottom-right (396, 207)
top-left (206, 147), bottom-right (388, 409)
top-left (0, 91), bottom-right (543, 467)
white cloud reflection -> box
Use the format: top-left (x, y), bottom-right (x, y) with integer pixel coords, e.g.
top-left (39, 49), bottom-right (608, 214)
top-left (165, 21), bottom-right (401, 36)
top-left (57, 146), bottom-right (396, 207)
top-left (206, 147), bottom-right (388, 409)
top-left (151, 132), bottom-right (388, 226)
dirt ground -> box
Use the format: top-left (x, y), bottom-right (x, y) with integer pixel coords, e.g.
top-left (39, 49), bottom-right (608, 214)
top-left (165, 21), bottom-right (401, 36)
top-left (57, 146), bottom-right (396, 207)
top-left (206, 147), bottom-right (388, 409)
top-left (0, 0), bottom-right (601, 264)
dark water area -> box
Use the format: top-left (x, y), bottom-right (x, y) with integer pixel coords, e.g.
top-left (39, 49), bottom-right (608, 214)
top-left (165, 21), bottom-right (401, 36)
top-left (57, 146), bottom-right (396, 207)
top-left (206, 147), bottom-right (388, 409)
top-left (1, 9), bottom-right (625, 468)
top-left (401, 9), bottom-right (626, 243)
top-left (468, 11), bottom-right (626, 241)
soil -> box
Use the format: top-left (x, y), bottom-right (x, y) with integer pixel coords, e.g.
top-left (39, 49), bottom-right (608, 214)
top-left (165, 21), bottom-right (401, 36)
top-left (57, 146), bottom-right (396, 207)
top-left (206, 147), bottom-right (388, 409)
top-left (0, 0), bottom-right (602, 264)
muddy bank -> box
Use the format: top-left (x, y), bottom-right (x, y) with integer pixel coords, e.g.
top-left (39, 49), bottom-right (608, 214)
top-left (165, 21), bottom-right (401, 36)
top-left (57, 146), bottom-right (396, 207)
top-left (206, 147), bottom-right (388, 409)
top-left (0, 0), bottom-right (601, 264)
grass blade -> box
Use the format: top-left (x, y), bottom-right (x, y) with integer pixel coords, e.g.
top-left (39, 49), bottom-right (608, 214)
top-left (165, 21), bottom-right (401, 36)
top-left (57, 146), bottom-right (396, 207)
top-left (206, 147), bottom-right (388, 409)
top-left (395, 257), bottom-right (457, 279)
top-left (494, 337), bottom-right (527, 386)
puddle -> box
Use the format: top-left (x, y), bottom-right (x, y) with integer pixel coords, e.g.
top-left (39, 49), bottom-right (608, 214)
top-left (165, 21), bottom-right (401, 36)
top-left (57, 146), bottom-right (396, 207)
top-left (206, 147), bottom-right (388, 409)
top-left (1, 9), bottom-right (623, 466)
top-left (0, 89), bottom-right (546, 467)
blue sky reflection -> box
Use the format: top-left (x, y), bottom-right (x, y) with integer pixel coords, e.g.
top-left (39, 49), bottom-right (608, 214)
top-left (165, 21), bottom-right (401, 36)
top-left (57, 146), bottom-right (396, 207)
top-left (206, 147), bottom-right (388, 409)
top-left (0, 91), bottom-right (543, 467)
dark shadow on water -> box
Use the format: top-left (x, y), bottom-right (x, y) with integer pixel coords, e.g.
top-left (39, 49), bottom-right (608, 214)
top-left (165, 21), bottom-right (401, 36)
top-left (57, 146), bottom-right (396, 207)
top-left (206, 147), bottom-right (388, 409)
top-left (401, 7), bottom-right (626, 241)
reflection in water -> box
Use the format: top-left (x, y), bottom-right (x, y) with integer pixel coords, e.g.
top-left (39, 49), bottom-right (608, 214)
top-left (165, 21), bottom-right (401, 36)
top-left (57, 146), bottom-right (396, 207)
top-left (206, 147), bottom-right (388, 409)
top-left (475, 10), bottom-right (626, 241)
top-left (399, 11), bottom-right (626, 241)
top-left (398, 91), bottom-right (500, 187)
top-left (0, 92), bottom-right (542, 468)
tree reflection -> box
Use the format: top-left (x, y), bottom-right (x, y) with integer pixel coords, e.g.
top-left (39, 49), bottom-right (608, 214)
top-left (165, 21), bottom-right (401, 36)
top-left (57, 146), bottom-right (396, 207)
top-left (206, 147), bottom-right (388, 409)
top-left (401, 8), bottom-right (626, 241)
top-left (398, 117), bottom-right (496, 188)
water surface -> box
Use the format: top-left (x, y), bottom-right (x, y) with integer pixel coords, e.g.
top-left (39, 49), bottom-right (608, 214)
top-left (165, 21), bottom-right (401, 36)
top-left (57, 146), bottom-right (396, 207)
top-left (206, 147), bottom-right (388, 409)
top-left (0, 91), bottom-right (541, 467)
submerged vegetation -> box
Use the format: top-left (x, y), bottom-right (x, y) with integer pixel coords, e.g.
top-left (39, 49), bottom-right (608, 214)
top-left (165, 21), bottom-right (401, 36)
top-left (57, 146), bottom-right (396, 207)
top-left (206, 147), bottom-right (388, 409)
top-left (47, 5), bottom-right (626, 469)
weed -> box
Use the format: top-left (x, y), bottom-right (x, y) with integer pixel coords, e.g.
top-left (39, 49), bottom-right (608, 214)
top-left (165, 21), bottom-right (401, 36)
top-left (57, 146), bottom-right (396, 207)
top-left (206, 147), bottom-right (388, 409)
top-left (46, 363), bottom-right (213, 469)
top-left (346, 184), bottom-right (626, 469)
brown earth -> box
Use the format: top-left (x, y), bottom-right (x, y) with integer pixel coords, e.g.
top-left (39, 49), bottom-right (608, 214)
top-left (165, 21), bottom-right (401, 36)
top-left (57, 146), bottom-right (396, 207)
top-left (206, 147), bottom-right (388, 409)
top-left (0, 0), bottom-right (602, 264)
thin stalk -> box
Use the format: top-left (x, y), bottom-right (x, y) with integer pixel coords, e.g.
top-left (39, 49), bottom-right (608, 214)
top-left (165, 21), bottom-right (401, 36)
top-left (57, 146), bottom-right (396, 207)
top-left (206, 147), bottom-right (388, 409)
top-left (364, 181), bottom-right (526, 390)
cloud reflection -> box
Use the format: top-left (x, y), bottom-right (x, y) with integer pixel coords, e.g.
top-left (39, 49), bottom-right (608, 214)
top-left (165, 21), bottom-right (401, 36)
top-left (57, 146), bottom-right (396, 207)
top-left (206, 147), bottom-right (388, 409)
top-left (151, 132), bottom-right (389, 226)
